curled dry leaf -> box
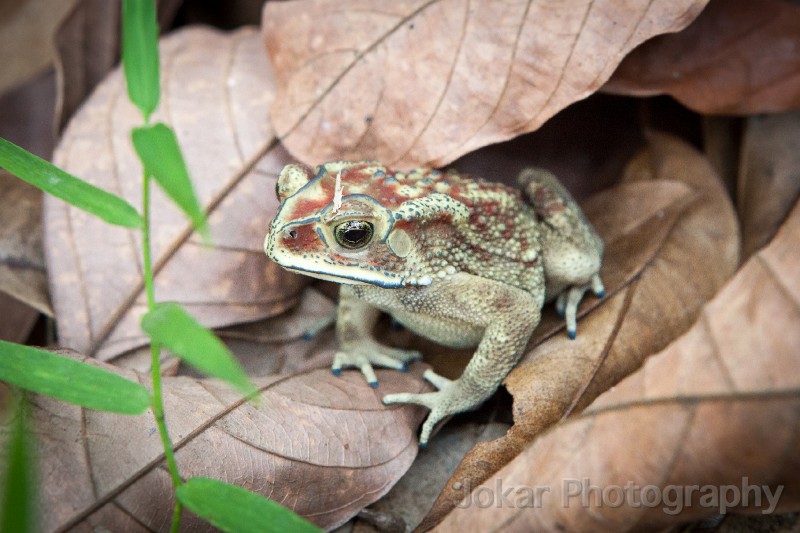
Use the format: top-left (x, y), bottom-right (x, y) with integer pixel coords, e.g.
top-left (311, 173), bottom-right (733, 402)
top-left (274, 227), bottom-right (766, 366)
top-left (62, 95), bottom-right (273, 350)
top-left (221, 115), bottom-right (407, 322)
top-left (0, 64), bottom-right (58, 161)
top-left (737, 110), bottom-right (800, 260)
top-left (421, 132), bottom-right (740, 529)
top-left (53, 0), bottom-right (183, 131)
top-left (604, 0), bottom-right (800, 115)
top-left (702, 116), bottom-right (740, 193)
top-left (45, 27), bottom-right (306, 362)
top-left (364, 420), bottom-right (511, 531)
top-left (435, 198), bottom-right (800, 533)
top-left (263, 0), bottom-right (708, 169)
top-left (0, 170), bottom-right (51, 316)
top-left (12, 351), bottom-right (429, 532)
top-left (0, 0), bottom-right (77, 95)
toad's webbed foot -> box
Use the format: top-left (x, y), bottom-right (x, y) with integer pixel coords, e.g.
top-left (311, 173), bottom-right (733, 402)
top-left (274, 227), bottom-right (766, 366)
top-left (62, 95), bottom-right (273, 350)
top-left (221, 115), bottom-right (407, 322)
top-left (332, 341), bottom-right (422, 387)
top-left (382, 369), bottom-right (485, 446)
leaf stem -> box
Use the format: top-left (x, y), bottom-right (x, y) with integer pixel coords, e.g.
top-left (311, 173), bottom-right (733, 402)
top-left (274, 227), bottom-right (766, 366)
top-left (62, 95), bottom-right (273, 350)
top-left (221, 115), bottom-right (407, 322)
top-left (143, 169), bottom-right (183, 530)
top-left (143, 172), bottom-right (156, 312)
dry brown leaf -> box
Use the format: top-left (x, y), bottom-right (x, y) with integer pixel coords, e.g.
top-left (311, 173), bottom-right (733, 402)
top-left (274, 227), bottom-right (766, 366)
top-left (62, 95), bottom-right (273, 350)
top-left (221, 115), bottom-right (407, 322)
top-left (604, 0), bottom-right (800, 115)
top-left (737, 110), bottom-right (800, 260)
top-left (44, 27), bottom-right (307, 362)
top-left (111, 289), bottom-right (335, 379)
top-left (0, 67), bottom-right (58, 162)
top-left (702, 116), bottom-right (741, 194)
top-left (0, 0), bottom-right (78, 95)
top-left (12, 351), bottom-right (428, 531)
top-left (212, 288), bottom-right (337, 377)
top-left (352, 414), bottom-right (511, 531)
top-left (54, 0), bottom-right (183, 131)
top-left (420, 132), bottom-right (740, 529)
top-left (435, 198), bottom-right (800, 533)
top-left (0, 292), bottom-right (38, 344)
top-left (0, 170), bottom-right (51, 316)
top-left (262, 0), bottom-right (708, 169)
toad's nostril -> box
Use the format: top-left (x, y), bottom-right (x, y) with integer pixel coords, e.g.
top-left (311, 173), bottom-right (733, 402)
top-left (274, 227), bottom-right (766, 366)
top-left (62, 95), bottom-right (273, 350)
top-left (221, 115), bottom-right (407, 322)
top-left (287, 229), bottom-right (297, 239)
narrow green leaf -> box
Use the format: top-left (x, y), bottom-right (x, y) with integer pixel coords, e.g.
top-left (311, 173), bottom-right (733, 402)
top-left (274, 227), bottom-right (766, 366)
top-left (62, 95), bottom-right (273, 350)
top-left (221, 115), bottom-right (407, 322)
top-left (141, 303), bottom-right (256, 397)
top-left (0, 341), bottom-right (151, 414)
top-left (1, 396), bottom-right (36, 533)
top-left (0, 137), bottom-right (142, 228)
top-left (177, 478), bottom-right (321, 533)
top-left (122, 0), bottom-right (159, 120)
top-left (131, 124), bottom-right (209, 239)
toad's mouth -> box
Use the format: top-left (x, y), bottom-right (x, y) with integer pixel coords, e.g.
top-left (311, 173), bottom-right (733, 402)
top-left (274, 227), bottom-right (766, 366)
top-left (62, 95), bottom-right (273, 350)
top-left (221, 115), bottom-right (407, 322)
top-left (271, 258), bottom-right (404, 289)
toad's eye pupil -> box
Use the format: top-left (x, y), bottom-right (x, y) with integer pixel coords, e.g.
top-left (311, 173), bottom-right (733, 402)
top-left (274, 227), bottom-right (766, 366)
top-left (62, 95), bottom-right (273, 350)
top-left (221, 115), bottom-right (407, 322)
top-left (334, 220), bottom-right (374, 249)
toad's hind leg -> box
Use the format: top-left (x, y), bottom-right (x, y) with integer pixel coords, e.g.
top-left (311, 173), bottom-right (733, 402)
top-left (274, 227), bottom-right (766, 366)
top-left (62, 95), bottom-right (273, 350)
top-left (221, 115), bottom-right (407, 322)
top-left (519, 168), bottom-right (605, 339)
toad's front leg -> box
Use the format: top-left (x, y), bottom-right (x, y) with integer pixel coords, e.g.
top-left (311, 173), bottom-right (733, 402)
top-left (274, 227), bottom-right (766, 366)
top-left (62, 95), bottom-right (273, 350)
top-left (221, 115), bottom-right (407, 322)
top-left (333, 285), bottom-right (423, 387)
top-left (382, 275), bottom-right (541, 445)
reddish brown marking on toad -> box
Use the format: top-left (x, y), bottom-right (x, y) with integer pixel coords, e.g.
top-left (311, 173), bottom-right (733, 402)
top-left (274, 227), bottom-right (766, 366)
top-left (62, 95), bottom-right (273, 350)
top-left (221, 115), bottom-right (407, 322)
top-left (281, 223), bottom-right (319, 252)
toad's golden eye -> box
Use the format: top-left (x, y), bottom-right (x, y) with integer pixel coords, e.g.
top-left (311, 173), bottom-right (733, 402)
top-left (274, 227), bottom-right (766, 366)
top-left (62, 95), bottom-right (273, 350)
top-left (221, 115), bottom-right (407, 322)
top-left (334, 220), bottom-right (374, 249)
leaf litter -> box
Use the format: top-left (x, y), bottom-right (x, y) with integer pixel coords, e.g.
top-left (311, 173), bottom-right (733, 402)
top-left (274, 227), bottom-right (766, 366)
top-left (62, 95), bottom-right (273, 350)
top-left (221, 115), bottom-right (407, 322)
top-left (12, 1), bottom-right (800, 530)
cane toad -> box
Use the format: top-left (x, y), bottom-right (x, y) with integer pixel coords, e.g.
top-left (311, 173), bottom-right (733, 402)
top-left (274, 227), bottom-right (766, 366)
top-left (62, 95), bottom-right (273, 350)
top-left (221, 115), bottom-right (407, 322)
top-left (264, 162), bottom-right (604, 445)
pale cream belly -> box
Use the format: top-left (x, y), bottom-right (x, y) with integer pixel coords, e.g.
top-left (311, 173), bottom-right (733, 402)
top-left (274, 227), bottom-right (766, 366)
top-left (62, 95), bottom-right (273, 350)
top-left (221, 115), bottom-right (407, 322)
top-left (385, 308), bottom-right (484, 349)
top-left (352, 284), bottom-right (485, 349)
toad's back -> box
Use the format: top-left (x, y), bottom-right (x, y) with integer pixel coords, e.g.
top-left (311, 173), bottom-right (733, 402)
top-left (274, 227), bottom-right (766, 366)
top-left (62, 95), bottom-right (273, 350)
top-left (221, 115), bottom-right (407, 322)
top-left (372, 166), bottom-right (546, 298)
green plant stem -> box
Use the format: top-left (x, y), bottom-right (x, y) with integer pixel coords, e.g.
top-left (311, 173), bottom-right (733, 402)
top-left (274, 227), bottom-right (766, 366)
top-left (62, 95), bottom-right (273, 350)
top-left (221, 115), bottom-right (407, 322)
top-left (142, 170), bottom-right (183, 531)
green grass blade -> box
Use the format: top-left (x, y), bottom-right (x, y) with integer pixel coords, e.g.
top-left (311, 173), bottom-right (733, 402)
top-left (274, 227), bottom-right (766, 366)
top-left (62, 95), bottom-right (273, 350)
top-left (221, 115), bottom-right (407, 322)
top-left (141, 303), bottom-right (256, 397)
top-left (131, 124), bottom-right (209, 239)
top-left (0, 137), bottom-right (142, 228)
top-left (122, 0), bottom-right (159, 120)
top-left (0, 341), bottom-right (151, 414)
top-left (177, 478), bottom-right (321, 533)
top-left (0, 397), bottom-right (36, 533)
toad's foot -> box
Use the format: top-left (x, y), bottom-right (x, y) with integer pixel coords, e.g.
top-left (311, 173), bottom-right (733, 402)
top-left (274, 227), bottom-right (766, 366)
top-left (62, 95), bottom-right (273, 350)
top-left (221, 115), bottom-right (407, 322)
top-left (382, 369), bottom-right (484, 446)
top-left (555, 273), bottom-right (606, 339)
top-left (332, 341), bottom-right (422, 388)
